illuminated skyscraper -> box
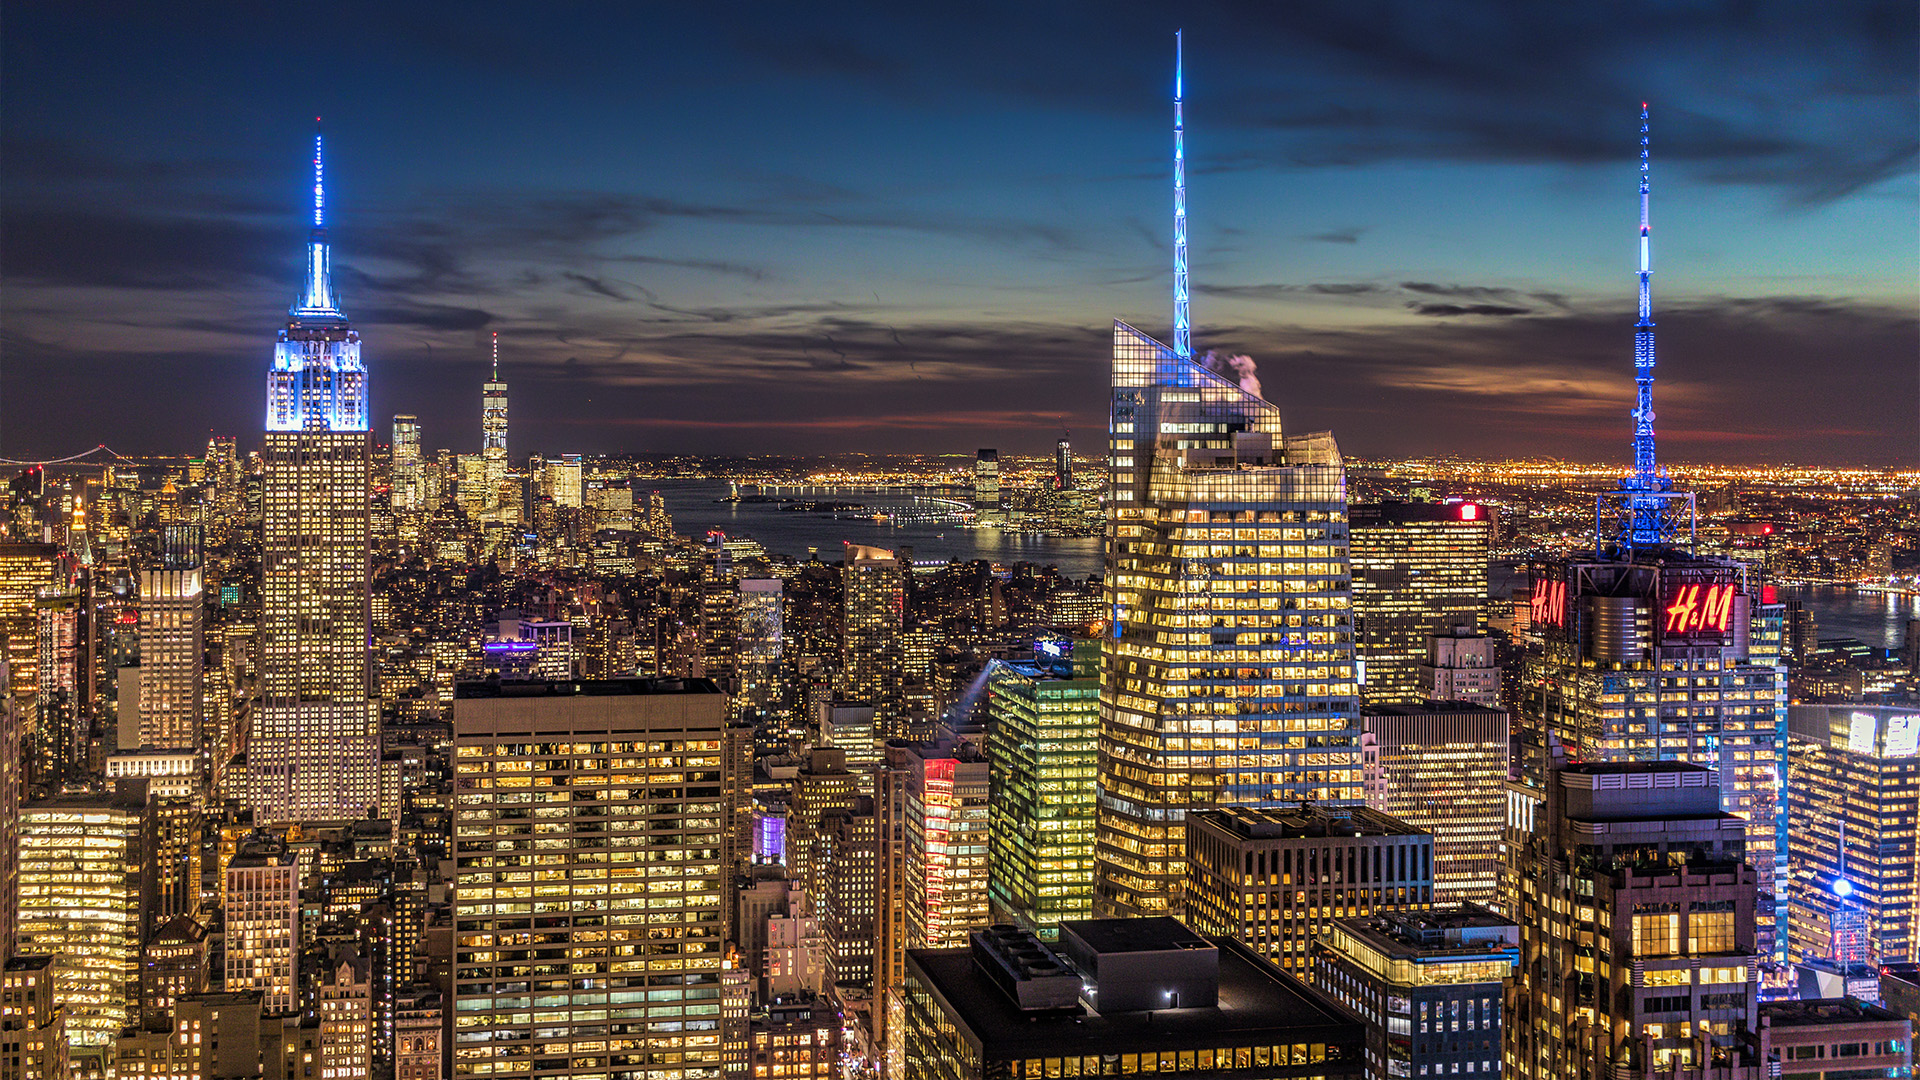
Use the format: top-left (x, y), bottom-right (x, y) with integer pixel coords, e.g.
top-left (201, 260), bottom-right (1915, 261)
top-left (1504, 762), bottom-right (1760, 1080)
top-left (736, 577), bottom-right (785, 727)
top-left (546, 453), bottom-right (583, 508)
top-left (251, 127), bottom-right (384, 824)
top-left (903, 741), bottom-right (990, 949)
top-left (138, 526), bottom-right (203, 752)
top-left (390, 414), bottom-right (422, 512)
top-left (1515, 108), bottom-right (1787, 954)
top-left (225, 847), bottom-right (300, 1012)
top-left (1786, 705), bottom-right (1920, 968)
top-left (482, 331), bottom-right (508, 503)
top-left (1361, 702), bottom-right (1508, 908)
top-left (972, 450), bottom-right (1002, 526)
top-left (1096, 38), bottom-right (1359, 920)
top-left (452, 677), bottom-right (728, 1080)
top-left (1349, 501), bottom-right (1490, 705)
top-left (983, 640), bottom-right (1099, 939)
top-left (843, 545), bottom-right (905, 737)
top-left (0, 543), bottom-right (58, 707)
top-left (18, 782), bottom-right (151, 1052)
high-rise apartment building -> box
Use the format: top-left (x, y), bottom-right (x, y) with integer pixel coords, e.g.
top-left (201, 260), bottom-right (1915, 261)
top-left (1312, 905), bottom-right (1517, 1080)
top-left (225, 847), bottom-right (300, 1012)
top-left (1361, 702), bottom-right (1508, 909)
top-left (18, 782), bottom-right (152, 1051)
top-left (843, 546), bottom-right (904, 737)
top-left (32, 583), bottom-right (88, 784)
top-left (1504, 761), bottom-right (1760, 1080)
top-left (789, 747), bottom-right (859, 897)
top-left (0, 674), bottom-right (18, 962)
top-left (904, 741), bottom-right (991, 950)
top-left (1350, 501), bottom-right (1490, 705)
top-left (1786, 704), bottom-right (1920, 968)
top-left (983, 640), bottom-right (1099, 938)
top-left (140, 914), bottom-right (208, 1030)
top-left (972, 450), bottom-right (1002, 526)
top-left (138, 527), bottom-right (204, 751)
top-left (452, 677), bottom-right (729, 1080)
top-left (252, 130), bottom-right (384, 824)
top-left (1183, 805), bottom-right (1433, 974)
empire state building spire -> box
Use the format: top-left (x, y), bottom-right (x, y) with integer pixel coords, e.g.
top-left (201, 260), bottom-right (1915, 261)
top-left (292, 120), bottom-right (342, 319)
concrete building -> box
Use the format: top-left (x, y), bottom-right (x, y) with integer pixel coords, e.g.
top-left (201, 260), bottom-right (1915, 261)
top-left (225, 846), bottom-right (300, 1012)
top-left (1184, 804), bottom-right (1433, 974)
top-left (1417, 627), bottom-right (1501, 707)
top-left (844, 547), bottom-right (905, 737)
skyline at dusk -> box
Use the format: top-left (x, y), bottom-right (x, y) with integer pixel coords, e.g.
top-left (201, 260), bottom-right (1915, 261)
top-left (4, 3), bottom-right (1915, 463)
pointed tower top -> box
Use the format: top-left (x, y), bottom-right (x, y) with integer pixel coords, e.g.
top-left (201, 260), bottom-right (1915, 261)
top-left (290, 119), bottom-right (343, 319)
top-left (313, 118), bottom-right (326, 230)
top-left (492, 331), bottom-right (500, 381)
top-left (1171, 30), bottom-right (1191, 360)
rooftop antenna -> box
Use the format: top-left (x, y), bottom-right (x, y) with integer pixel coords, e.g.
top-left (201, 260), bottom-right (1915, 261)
top-left (492, 331), bottom-right (500, 381)
top-left (1596, 104), bottom-right (1693, 553)
top-left (1172, 30), bottom-right (1190, 360)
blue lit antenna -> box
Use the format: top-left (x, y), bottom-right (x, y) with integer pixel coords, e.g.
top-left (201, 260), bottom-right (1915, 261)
top-left (1172, 30), bottom-right (1190, 359)
top-left (1632, 103), bottom-right (1655, 483)
top-left (1596, 103), bottom-right (1692, 553)
top-left (292, 117), bottom-right (342, 318)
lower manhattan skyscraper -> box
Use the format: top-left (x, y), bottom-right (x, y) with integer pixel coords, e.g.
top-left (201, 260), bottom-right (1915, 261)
top-left (249, 128), bottom-right (385, 823)
top-left (1095, 34), bottom-right (1360, 919)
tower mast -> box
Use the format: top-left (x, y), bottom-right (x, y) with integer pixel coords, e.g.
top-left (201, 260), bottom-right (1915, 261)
top-left (1172, 30), bottom-right (1190, 359)
top-left (1633, 103), bottom-right (1656, 485)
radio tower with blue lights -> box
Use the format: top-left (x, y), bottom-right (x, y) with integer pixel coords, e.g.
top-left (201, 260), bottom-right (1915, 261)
top-left (1171, 29), bottom-right (1190, 359)
top-left (1596, 104), bottom-right (1693, 553)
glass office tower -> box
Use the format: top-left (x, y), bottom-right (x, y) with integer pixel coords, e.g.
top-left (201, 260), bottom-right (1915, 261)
top-left (1095, 321), bottom-right (1360, 919)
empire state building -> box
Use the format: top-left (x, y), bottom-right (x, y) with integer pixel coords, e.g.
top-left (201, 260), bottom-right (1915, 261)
top-left (250, 128), bottom-right (386, 823)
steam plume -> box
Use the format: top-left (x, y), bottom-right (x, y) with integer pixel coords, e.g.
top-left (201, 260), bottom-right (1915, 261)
top-left (1202, 350), bottom-right (1262, 399)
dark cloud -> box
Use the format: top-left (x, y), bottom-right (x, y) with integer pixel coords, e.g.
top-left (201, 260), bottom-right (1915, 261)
top-left (1199, 282), bottom-right (1380, 300)
top-left (1304, 227), bottom-right (1366, 244)
top-left (1406, 302), bottom-right (1533, 317)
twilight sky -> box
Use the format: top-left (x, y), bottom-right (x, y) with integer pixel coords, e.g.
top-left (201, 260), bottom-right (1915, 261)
top-left (3, 2), bottom-right (1915, 464)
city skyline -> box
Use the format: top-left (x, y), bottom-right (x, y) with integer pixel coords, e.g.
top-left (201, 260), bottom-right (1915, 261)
top-left (2, 3), bottom-right (1914, 464)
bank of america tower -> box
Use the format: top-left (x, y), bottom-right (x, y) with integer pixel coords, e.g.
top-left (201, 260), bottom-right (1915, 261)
top-left (250, 128), bottom-right (386, 823)
top-left (1094, 35), bottom-right (1361, 919)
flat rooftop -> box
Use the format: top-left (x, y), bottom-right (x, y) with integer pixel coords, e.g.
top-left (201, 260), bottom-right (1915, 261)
top-left (1191, 804), bottom-right (1424, 841)
top-left (455, 676), bottom-right (724, 699)
top-left (1760, 998), bottom-right (1905, 1028)
top-left (907, 935), bottom-right (1362, 1060)
top-left (1362, 702), bottom-right (1505, 717)
top-left (1059, 916), bottom-right (1210, 956)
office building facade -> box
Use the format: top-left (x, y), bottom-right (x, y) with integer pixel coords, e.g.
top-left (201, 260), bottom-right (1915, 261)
top-left (451, 677), bottom-right (729, 1080)
top-left (984, 642), bottom-right (1099, 938)
top-left (1098, 321), bottom-right (1360, 920)
top-left (1349, 502), bottom-right (1490, 706)
top-left (1504, 762), bottom-right (1760, 1080)
top-left (1312, 905), bottom-right (1518, 1080)
top-left (1361, 703), bottom-right (1508, 909)
top-left (843, 546), bottom-right (905, 737)
top-left (1184, 805), bottom-right (1433, 974)
top-left (1785, 704), bottom-right (1919, 968)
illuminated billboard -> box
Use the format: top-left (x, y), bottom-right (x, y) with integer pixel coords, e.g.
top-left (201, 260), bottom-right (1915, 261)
top-left (1659, 571), bottom-right (1739, 642)
top-left (1529, 578), bottom-right (1567, 629)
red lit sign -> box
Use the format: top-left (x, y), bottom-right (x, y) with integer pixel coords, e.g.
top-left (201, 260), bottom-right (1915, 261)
top-left (1459, 503), bottom-right (1479, 521)
top-left (1663, 582), bottom-right (1737, 637)
top-left (1529, 578), bottom-right (1566, 628)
